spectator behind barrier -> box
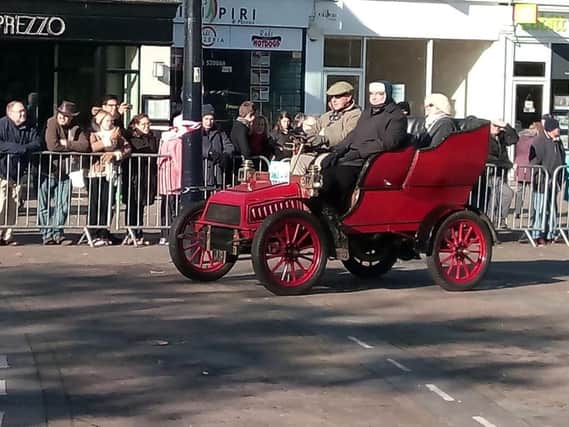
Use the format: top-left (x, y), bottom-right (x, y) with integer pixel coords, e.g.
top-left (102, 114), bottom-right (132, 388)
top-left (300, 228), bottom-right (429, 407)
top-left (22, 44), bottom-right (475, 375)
top-left (201, 104), bottom-right (234, 188)
top-left (88, 110), bottom-right (131, 247)
top-left (270, 111), bottom-right (294, 161)
top-left (123, 113), bottom-right (159, 246)
top-left (230, 101), bottom-right (256, 158)
top-left (40, 100), bottom-right (90, 246)
top-left (0, 100), bottom-right (42, 246)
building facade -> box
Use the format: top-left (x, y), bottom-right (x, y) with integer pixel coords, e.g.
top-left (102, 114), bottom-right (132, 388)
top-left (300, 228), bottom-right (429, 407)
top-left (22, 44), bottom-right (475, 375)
top-left (172, 0), bottom-right (312, 130)
top-left (305, 0), bottom-right (513, 121)
top-left (0, 0), bottom-right (178, 129)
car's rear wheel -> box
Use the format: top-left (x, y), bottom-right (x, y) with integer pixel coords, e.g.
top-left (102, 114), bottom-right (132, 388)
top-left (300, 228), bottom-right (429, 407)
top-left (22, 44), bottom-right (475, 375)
top-left (252, 209), bottom-right (327, 295)
top-left (169, 201), bottom-right (236, 282)
top-left (426, 211), bottom-right (492, 291)
top-left (342, 249), bottom-right (398, 278)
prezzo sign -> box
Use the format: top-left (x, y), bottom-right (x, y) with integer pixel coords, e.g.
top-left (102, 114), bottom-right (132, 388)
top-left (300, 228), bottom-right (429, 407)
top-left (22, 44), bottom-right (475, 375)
top-left (201, 25), bottom-right (302, 51)
top-left (0, 14), bottom-right (66, 37)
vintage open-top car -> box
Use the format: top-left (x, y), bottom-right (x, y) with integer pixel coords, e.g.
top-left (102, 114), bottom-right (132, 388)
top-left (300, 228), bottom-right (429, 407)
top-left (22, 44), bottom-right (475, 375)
top-left (169, 122), bottom-right (495, 295)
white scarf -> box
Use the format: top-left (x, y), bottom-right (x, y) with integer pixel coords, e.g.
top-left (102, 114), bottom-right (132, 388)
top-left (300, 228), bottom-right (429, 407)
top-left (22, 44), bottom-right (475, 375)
top-left (425, 112), bottom-right (450, 131)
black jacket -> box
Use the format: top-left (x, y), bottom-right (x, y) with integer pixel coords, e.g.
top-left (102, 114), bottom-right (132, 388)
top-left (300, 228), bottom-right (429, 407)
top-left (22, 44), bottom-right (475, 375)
top-left (202, 127), bottom-right (234, 186)
top-left (333, 102), bottom-right (408, 167)
top-left (269, 129), bottom-right (293, 160)
top-left (488, 124), bottom-right (518, 171)
top-left (230, 120), bottom-right (250, 157)
top-left (0, 117), bottom-right (42, 181)
top-left (529, 131), bottom-right (566, 191)
top-left (418, 116), bottom-right (458, 148)
top-left (122, 129), bottom-right (159, 206)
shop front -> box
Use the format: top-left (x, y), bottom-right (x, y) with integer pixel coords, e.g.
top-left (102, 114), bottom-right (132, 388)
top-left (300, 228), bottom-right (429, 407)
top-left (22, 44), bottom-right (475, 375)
top-left (305, 0), bottom-right (512, 120)
top-left (515, 10), bottom-right (569, 145)
top-left (0, 0), bottom-right (177, 129)
top-left (172, 0), bottom-right (311, 130)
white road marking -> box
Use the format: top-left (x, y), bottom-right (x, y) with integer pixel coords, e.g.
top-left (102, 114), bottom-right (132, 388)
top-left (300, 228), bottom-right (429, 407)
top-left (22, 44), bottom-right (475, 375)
top-left (387, 358), bottom-right (412, 372)
top-left (472, 416), bottom-right (497, 427)
top-left (347, 336), bottom-right (374, 349)
top-left (0, 355), bottom-right (8, 368)
top-left (0, 379), bottom-right (5, 395)
top-left (425, 384), bottom-right (455, 402)
top-left (0, 411), bottom-right (4, 425)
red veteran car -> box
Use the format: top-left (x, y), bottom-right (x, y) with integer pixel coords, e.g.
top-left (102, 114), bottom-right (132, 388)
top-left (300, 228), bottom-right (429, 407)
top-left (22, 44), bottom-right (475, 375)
top-left (169, 122), bottom-right (495, 295)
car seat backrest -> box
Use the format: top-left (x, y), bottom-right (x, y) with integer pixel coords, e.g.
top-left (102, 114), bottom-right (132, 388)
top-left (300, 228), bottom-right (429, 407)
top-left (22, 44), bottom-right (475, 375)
top-left (357, 145), bottom-right (416, 190)
top-left (403, 124), bottom-right (490, 188)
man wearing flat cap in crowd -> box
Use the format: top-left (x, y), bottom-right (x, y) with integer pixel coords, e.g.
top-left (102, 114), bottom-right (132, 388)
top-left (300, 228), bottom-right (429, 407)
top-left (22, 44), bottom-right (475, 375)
top-left (291, 80), bottom-right (361, 175)
top-left (486, 118), bottom-right (518, 227)
top-left (39, 100), bottom-right (90, 245)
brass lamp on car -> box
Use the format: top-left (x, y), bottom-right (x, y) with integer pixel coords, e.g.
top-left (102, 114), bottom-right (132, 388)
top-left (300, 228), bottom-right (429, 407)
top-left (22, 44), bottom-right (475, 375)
top-left (301, 164), bottom-right (322, 197)
top-left (238, 159), bottom-right (256, 184)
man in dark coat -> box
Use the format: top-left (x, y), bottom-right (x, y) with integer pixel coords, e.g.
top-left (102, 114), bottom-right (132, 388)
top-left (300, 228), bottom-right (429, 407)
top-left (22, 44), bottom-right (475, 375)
top-left (230, 101), bottom-right (256, 158)
top-left (319, 80), bottom-right (408, 210)
top-left (202, 104), bottom-right (234, 187)
top-left (529, 117), bottom-right (566, 245)
top-left (486, 118), bottom-right (518, 226)
top-left (0, 100), bottom-right (42, 245)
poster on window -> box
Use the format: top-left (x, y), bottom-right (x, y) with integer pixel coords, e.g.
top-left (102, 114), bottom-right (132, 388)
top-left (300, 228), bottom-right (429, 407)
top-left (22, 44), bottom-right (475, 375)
top-left (251, 51), bottom-right (270, 67)
top-left (250, 86), bottom-right (270, 102)
top-left (251, 68), bottom-right (270, 85)
top-left (554, 95), bottom-right (569, 111)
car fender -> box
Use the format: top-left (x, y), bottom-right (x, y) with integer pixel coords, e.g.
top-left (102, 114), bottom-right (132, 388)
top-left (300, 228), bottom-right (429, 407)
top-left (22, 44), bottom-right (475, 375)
top-left (416, 205), bottom-right (497, 255)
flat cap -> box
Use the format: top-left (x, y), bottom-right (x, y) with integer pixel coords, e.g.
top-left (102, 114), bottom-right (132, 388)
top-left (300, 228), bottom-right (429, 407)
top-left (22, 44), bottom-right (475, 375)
top-left (326, 81), bottom-right (354, 96)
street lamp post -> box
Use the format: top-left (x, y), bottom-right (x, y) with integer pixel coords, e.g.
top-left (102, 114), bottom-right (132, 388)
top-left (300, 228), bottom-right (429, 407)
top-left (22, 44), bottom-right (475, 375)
top-left (181, 0), bottom-right (203, 206)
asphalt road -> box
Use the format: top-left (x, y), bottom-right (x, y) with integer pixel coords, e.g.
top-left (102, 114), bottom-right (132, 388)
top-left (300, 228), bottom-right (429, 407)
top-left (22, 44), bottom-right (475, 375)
top-left (0, 242), bottom-right (568, 426)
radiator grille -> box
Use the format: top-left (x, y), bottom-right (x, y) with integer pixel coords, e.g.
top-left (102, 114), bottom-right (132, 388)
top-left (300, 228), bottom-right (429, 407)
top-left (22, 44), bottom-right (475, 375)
top-left (248, 199), bottom-right (305, 223)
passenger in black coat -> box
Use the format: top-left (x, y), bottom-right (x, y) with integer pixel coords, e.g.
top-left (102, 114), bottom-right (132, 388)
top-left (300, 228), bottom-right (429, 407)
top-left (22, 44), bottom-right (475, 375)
top-left (319, 80), bottom-right (408, 213)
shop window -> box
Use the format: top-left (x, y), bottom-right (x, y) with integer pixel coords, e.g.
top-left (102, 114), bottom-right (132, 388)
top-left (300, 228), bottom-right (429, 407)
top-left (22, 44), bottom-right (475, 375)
top-left (365, 39), bottom-right (426, 111)
top-left (514, 62), bottom-right (545, 77)
top-left (324, 38), bottom-right (362, 68)
top-left (433, 40), bottom-right (491, 117)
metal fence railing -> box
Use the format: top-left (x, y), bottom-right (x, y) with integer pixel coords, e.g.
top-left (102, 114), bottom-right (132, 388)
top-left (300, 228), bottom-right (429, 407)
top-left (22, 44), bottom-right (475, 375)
top-left (0, 153), bottom-right (566, 247)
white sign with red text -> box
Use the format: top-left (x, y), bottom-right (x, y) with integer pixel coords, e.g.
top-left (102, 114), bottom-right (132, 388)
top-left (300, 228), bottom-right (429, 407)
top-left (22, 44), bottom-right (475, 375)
top-left (200, 25), bottom-right (302, 51)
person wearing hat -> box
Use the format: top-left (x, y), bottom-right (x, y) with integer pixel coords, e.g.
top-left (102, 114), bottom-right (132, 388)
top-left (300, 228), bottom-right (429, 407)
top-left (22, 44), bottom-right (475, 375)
top-left (417, 93), bottom-right (458, 148)
top-left (291, 81), bottom-right (361, 175)
top-left (316, 80), bottom-right (407, 254)
top-left (201, 104), bottom-right (233, 188)
top-left (486, 118), bottom-right (518, 227)
top-left (0, 100), bottom-right (42, 246)
top-left (39, 100), bottom-right (90, 245)
top-left (529, 116), bottom-right (566, 246)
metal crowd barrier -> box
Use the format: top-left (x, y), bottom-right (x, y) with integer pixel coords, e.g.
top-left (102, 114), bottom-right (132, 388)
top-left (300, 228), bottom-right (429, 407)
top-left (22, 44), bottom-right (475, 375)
top-left (550, 165), bottom-right (569, 247)
top-left (0, 152), bottom-right (273, 247)
top-left (1, 153), bottom-right (565, 248)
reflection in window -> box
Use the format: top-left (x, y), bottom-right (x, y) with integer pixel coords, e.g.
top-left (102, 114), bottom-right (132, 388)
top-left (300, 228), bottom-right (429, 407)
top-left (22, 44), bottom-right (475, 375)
top-left (324, 38), bottom-right (362, 68)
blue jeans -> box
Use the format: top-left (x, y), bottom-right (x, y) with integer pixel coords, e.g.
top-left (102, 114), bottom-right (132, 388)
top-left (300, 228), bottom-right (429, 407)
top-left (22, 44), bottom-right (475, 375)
top-left (531, 191), bottom-right (558, 240)
top-left (38, 176), bottom-right (70, 241)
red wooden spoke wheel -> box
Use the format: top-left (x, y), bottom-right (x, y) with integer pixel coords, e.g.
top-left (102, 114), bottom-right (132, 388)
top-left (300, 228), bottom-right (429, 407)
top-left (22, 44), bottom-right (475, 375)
top-left (427, 211), bottom-right (492, 291)
top-left (169, 202), bottom-right (236, 282)
top-left (252, 209), bottom-right (327, 295)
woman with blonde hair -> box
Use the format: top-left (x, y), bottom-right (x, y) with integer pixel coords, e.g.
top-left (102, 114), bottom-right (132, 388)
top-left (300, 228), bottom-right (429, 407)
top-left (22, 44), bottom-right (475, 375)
top-left (418, 93), bottom-right (458, 148)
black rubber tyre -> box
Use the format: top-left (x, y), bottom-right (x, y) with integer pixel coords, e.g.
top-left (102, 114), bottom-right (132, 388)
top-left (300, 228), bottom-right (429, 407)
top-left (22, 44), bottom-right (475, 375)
top-left (342, 251), bottom-right (398, 278)
top-left (251, 209), bottom-right (328, 296)
top-left (426, 210), bottom-right (492, 291)
top-left (169, 201), bottom-right (236, 282)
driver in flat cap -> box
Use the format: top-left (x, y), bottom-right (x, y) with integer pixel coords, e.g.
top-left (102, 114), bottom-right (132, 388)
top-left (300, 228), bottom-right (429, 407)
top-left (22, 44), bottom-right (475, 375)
top-left (291, 81), bottom-right (361, 175)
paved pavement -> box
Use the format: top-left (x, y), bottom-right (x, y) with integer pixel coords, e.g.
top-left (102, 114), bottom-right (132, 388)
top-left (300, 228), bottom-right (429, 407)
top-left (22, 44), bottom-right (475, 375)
top-left (0, 241), bottom-right (568, 426)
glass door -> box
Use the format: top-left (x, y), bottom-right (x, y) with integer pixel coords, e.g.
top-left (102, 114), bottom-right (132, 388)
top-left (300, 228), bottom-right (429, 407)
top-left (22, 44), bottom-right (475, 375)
top-left (514, 83), bottom-right (543, 130)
